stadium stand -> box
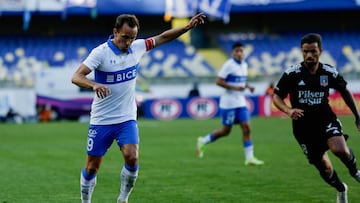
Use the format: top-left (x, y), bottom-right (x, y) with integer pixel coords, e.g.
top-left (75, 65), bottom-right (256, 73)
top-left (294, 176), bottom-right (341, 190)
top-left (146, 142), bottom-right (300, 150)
top-left (0, 35), bottom-right (216, 87)
top-left (1, 30), bottom-right (359, 87)
top-left (218, 31), bottom-right (360, 78)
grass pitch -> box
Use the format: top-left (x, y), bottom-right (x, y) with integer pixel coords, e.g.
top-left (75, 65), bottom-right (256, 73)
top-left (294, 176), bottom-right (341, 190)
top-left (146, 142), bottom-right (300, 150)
top-left (1, 115), bottom-right (359, 203)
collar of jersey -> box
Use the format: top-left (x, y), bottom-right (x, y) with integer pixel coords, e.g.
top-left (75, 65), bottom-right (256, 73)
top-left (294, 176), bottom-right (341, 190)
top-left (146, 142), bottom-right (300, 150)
top-left (107, 35), bottom-right (132, 55)
top-left (232, 57), bottom-right (242, 64)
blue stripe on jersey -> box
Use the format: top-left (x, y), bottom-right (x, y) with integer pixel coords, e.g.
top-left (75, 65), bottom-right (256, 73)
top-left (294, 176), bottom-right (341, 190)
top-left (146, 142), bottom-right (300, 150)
top-left (225, 74), bottom-right (247, 83)
top-left (95, 65), bottom-right (139, 84)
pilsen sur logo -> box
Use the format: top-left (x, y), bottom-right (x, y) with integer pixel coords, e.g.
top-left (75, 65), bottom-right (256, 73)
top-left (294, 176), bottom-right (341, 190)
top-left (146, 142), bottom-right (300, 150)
top-left (298, 90), bottom-right (325, 105)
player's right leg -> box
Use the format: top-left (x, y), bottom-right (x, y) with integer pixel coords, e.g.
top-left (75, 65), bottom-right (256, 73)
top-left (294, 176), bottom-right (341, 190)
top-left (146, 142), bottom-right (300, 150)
top-left (196, 126), bottom-right (231, 158)
top-left (80, 124), bottom-right (113, 203)
top-left (80, 155), bottom-right (102, 203)
top-left (196, 108), bottom-right (233, 158)
top-left (80, 168), bottom-right (97, 203)
top-left (196, 136), bottom-right (207, 158)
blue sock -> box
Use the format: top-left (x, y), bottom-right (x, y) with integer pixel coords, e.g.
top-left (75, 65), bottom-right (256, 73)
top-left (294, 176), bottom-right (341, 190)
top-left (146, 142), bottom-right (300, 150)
top-left (243, 140), bottom-right (253, 148)
top-left (209, 133), bottom-right (216, 142)
top-left (81, 167), bottom-right (96, 181)
top-left (125, 163), bottom-right (138, 172)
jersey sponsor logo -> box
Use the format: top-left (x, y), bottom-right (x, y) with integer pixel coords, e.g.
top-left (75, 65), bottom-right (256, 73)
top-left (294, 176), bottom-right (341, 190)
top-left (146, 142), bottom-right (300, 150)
top-left (88, 129), bottom-right (97, 138)
top-left (95, 65), bottom-right (138, 84)
top-left (298, 80), bottom-right (305, 86)
top-left (298, 90), bottom-right (325, 105)
top-left (150, 99), bottom-right (182, 120)
top-left (320, 75), bottom-right (328, 87)
top-left (187, 98), bottom-right (218, 119)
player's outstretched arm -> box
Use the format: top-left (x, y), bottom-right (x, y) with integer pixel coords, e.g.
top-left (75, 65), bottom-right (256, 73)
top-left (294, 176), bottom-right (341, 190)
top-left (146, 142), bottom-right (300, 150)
top-left (153, 13), bottom-right (206, 47)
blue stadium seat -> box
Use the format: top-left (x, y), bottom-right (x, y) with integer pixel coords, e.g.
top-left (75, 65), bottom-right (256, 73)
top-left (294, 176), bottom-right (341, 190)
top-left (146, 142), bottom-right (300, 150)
top-left (218, 31), bottom-right (360, 76)
top-left (1, 32), bottom-right (359, 84)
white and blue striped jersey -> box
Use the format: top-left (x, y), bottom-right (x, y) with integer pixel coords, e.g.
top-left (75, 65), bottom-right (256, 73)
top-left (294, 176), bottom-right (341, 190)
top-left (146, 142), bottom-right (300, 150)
top-left (218, 58), bottom-right (248, 109)
top-left (83, 36), bottom-right (155, 125)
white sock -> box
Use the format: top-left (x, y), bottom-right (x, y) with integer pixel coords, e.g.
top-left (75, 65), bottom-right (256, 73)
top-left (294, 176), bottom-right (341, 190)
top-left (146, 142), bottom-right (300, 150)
top-left (244, 144), bottom-right (254, 161)
top-left (117, 166), bottom-right (138, 202)
top-left (201, 134), bottom-right (212, 144)
top-left (80, 171), bottom-right (97, 203)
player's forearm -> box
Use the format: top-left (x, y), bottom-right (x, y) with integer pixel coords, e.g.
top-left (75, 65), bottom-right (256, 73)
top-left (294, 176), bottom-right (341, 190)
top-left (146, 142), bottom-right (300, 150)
top-left (273, 94), bottom-right (291, 114)
top-left (216, 78), bottom-right (245, 91)
top-left (71, 73), bottom-right (96, 90)
top-left (155, 26), bottom-right (190, 45)
top-left (154, 13), bottom-right (204, 46)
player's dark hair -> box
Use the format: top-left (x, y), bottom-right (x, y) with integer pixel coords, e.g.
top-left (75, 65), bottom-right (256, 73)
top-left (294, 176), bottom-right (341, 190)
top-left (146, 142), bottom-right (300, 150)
top-left (301, 33), bottom-right (322, 49)
top-left (232, 42), bottom-right (244, 50)
top-left (115, 14), bottom-right (140, 30)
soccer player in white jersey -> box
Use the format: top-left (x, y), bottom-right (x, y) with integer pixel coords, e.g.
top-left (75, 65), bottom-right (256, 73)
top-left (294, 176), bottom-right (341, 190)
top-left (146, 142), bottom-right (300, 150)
top-left (196, 42), bottom-right (264, 166)
top-left (71, 13), bottom-right (206, 203)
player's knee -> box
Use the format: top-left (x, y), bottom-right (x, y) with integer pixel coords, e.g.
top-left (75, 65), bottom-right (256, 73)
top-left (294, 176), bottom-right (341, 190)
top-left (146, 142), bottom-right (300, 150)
top-left (123, 151), bottom-right (138, 165)
top-left (124, 154), bottom-right (138, 166)
top-left (331, 146), bottom-right (348, 157)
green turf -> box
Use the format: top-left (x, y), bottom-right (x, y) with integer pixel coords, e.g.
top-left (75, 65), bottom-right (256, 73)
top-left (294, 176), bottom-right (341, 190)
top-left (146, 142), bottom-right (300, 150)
top-left (1, 116), bottom-right (359, 203)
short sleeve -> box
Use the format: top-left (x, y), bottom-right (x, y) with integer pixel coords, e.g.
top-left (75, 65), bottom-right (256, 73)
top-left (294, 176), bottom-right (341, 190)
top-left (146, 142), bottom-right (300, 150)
top-left (274, 72), bottom-right (291, 99)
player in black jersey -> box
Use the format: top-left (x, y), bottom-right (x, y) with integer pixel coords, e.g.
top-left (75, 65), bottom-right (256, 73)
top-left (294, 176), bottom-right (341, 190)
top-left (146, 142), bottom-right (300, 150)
top-left (273, 33), bottom-right (360, 203)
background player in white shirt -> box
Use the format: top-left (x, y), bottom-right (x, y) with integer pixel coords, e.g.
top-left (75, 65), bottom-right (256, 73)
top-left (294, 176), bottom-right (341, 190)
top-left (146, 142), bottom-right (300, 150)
top-left (196, 42), bottom-right (264, 166)
top-left (72, 13), bottom-right (206, 203)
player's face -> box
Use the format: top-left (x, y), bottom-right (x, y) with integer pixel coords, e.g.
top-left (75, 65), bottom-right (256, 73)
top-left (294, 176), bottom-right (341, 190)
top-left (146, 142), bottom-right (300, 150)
top-left (113, 23), bottom-right (138, 52)
top-left (302, 42), bottom-right (322, 70)
top-left (232, 46), bottom-right (245, 62)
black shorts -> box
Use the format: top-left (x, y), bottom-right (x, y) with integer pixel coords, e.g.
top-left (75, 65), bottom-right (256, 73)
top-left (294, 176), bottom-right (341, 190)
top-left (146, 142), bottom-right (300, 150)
top-left (292, 116), bottom-right (343, 164)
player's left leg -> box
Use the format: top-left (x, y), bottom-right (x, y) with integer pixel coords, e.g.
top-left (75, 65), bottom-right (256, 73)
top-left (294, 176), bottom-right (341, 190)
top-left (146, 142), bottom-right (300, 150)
top-left (115, 120), bottom-right (139, 203)
top-left (241, 122), bottom-right (263, 166)
top-left (313, 153), bottom-right (347, 203)
top-left (117, 144), bottom-right (139, 203)
top-left (237, 107), bottom-right (263, 166)
top-left (328, 135), bottom-right (360, 182)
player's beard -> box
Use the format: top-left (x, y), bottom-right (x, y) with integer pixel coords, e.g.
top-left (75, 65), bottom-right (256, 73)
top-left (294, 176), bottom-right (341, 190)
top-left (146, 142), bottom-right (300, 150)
top-left (305, 58), bottom-right (316, 70)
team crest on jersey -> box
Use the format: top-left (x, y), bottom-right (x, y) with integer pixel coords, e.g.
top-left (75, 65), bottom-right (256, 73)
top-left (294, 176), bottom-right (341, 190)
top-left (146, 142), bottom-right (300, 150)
top-left (320, 75), bottom-right (328, 87)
